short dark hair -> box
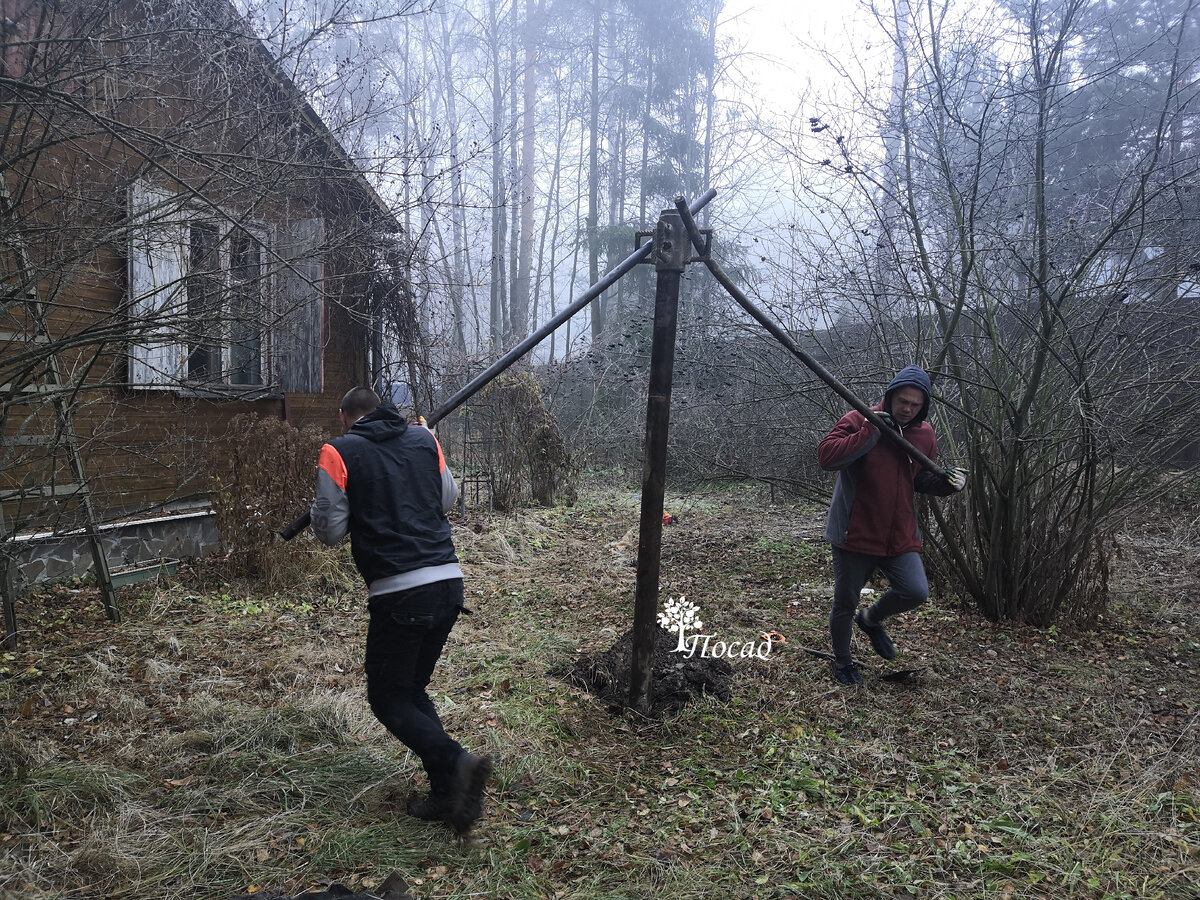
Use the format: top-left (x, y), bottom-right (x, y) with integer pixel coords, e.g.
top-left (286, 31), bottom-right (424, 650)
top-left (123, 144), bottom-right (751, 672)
top-left (340, 387), bottom-right (380, 419)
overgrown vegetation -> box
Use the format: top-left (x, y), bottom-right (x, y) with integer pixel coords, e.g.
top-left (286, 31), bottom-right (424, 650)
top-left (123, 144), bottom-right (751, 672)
top-left (546, 324), bottom-right (838, 500)
top-left (209, 415), bottom-right (330, 584)
top-left (779, 0), bottom-right (1200, 626)
top-left (468, 373), bottom-right (577, 510)
top-left (1, 484), bottom-right (1196, 899)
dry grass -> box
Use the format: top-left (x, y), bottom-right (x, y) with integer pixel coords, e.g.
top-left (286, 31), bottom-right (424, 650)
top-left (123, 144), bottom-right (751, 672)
top-left (1, 483), bottom-right (1197, 899)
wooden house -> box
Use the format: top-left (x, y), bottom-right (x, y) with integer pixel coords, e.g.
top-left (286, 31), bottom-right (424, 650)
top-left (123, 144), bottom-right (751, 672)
top-left (1, 0), bottom-right (399, 589)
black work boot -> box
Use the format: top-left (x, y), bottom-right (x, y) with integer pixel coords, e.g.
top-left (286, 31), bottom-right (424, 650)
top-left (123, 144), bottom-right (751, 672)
top-left (408, 792), bottom-right (451, 822)
top-left (855, 608), bottom-right (896, 660)
top-left (448, 752), bottom-right (494, 835)
top-left (831, 660), bottom-right (864, 686)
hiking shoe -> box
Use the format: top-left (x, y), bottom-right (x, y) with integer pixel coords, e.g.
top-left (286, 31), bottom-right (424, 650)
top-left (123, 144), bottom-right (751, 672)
top-left (448, 752), bottom-right (493, 835)
top-left (408, 793), bottom-right (451, 823)
top-left (831, 661), bottom-right (864, 686)
top-left (855, 609), bottom-right (896, 660)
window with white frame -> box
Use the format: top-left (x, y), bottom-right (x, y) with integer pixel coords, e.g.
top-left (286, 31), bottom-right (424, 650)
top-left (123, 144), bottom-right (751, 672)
top-left (127, 181), bottom-right (324, 393)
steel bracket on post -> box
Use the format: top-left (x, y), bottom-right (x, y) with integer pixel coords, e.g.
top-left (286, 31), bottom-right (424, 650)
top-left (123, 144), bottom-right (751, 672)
top-left (634, 229), bottom-right (654, 260)
top-left (652, 211), bottom-right (688, 273)
top-left (635, 220), bottom-right (707, 268)
top-left (687, 227), bottom-right (713, 264)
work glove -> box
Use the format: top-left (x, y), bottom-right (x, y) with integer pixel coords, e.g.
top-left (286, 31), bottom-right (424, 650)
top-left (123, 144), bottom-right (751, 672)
top-left (869, 411), bottom-right (895, 431)
top-left (945, 466), bottom-right (968, 492)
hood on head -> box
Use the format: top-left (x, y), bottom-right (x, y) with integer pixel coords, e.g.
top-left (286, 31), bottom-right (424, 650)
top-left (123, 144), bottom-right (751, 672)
top-left (349, 404), bottom-right (407, 442)
top-left (884, 365), bottom-right (932, 426)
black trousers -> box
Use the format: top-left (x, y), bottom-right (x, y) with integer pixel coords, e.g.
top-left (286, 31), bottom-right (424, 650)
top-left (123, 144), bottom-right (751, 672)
top-left (365, 578), bottom-right (465, 795)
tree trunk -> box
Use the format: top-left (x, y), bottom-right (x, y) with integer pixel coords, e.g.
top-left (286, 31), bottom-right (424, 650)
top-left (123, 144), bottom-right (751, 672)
top-left (512, 0), bottom-right (538, 342)
top-left (536, 69), bottom-right (570, 355)
top-left (488, 0), bottom-right (508, 351)
top-left (438, 4), bottom-right (469, 354)
top-left (700, 0), bottom-right (718, 227)
top-left (606, 9), bottom-right (626, 323)
top-left (507, 6), bottom-right (521, 344)
top-left (587, 0), bottom-right (603, 342)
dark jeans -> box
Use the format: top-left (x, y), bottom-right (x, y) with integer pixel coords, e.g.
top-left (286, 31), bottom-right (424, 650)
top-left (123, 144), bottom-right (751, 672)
top-left (830, 547), bottom-right (929, 665)
top-left (365, 578), bottom-right (465, 795)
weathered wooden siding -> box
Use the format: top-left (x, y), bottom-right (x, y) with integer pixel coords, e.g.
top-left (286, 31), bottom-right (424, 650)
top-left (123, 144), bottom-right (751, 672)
top-left (1, 0), bottom-right (393, 529)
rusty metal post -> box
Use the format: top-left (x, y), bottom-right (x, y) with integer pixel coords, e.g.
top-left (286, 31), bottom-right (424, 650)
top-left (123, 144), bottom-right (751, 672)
top-left (629, 208), bottom-right (688, 714)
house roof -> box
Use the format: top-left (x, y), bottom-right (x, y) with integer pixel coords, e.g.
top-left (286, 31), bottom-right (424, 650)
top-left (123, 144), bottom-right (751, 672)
top-left (202, 0), bottom-right (401, 233)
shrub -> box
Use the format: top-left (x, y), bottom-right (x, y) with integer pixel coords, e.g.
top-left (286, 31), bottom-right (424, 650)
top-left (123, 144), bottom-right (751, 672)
top-left (472, 373), bottom-right (577, 510)
top-left (209, 415), bottom-right (328, 582)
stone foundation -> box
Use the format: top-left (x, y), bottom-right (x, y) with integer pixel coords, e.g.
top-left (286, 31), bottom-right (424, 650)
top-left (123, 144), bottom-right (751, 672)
top-left (8, 509), bottom-right (219, 591)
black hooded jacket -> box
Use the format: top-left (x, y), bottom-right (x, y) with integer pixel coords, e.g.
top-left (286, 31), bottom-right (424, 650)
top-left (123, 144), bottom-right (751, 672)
top-left (311, 406), bottom-right (460, 593)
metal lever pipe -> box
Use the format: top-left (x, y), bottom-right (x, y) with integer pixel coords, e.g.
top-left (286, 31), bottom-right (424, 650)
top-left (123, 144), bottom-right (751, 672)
top-left (672, 196), bottom-right (947, 479)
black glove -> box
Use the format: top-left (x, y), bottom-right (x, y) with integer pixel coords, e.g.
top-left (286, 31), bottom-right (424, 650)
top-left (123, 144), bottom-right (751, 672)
top-left (945, 467), bottom-right (968, 492)
top-left (871, 411), bottom-right (895, 430)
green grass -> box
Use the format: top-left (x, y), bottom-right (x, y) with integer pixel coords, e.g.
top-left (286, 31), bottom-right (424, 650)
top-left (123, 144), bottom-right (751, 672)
top-left (1, 485), bottom-right (1197, 899)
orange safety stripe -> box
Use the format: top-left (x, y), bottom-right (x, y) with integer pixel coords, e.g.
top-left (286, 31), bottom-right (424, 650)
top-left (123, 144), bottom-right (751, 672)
top-left (318, 444), bottom-right (348, 491)
top-left (434, 436), bottom-right (446, 473)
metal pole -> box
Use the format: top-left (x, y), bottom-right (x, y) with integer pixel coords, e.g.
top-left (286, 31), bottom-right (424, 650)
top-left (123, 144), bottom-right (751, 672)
top-left (279, 190), bottom-right (719, 540)
top-left (0, 546), bottom-right (16, 650)
top-left (629, 208), bottom-right (688, 714)
top-left (672, 196), bottom-right (947, 479)
top-left (429, 188), bottom-right (717, 428)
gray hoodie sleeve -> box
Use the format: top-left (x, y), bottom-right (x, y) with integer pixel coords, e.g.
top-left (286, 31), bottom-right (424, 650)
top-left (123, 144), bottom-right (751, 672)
top-left (310, 443), bottom-right (350, 545)
top-left (436, 437), bottom-right (459, 513)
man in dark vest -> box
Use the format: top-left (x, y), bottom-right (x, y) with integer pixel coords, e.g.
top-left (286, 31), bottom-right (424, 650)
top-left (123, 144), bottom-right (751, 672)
top-left (311, 387), bottom-right (491, 833)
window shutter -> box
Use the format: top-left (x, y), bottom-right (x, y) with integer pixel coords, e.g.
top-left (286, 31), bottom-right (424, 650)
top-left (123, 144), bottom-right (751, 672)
top-left (273, 218), bottom-right (325, 393)
top-left (127, 182), bottom-right (187, 386)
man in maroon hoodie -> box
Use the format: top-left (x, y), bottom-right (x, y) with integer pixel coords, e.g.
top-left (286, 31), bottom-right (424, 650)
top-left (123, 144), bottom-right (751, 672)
top-left (817, 366), bottom-right (967, 685)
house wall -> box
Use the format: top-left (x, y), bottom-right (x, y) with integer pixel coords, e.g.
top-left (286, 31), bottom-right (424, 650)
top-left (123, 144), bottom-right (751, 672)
top-left (3, 176), bottom-right (369, 510)
top-left (1, 0), bottom-right (392, 586)
top-left (9, 509), bottom-right (218, 590)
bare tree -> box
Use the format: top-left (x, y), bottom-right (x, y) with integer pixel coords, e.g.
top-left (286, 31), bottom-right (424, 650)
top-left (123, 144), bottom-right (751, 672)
top-left (784, 0), bottom-right (1200, 623)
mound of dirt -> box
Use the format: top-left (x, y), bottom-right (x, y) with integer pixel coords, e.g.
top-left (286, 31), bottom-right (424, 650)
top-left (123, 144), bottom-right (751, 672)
top-left (555, 625), bottom-right (733, 714)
